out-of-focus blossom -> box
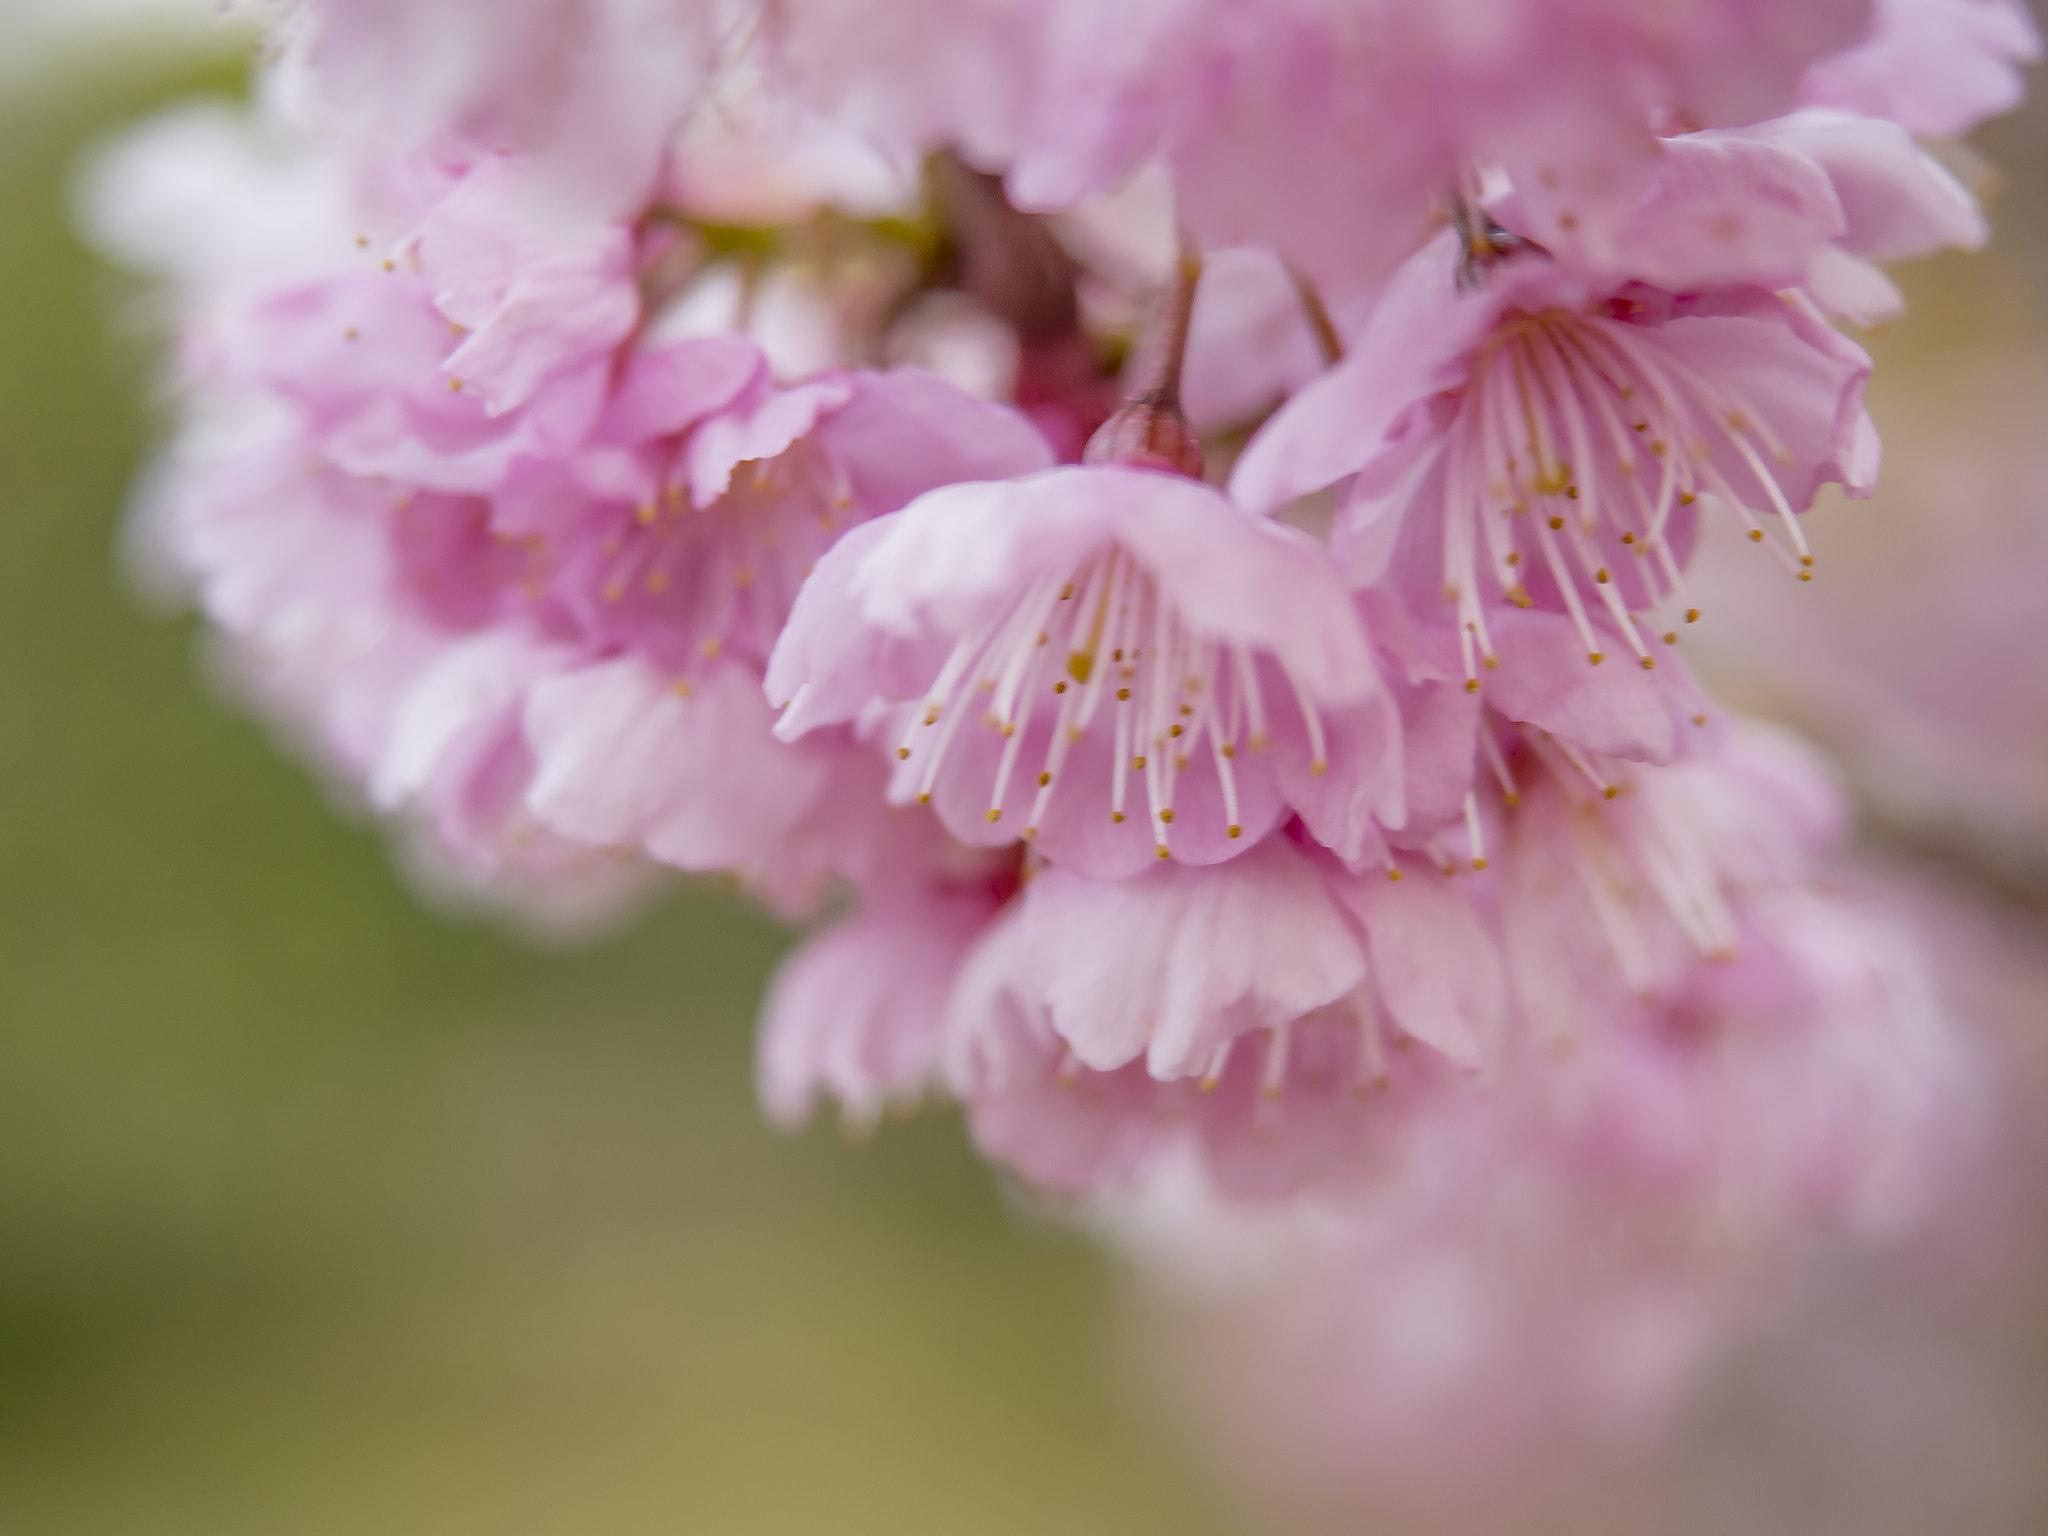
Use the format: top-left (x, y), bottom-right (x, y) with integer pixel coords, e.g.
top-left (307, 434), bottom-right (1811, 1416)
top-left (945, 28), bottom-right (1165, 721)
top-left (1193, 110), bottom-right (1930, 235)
top-left (757, 849), bottom-right (1020, 1130)
top-left (268, 0), bottom-right (726, 217)
top-left (1104, 838), bottom-right (1971, 1527)
top-left (1688, 278), bottom-right (2048, 889)
top-left (1799, 0), bottom-right (2042, 137)
top-left (86, 98), bottom-right (1053, 915)
top-left (769, 0), bottom-right (1879, 287)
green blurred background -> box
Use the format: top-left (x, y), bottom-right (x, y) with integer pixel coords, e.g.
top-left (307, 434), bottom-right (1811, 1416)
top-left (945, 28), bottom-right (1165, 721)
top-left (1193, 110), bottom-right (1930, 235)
top-left (0, 46), bottom-right (1228, 1536)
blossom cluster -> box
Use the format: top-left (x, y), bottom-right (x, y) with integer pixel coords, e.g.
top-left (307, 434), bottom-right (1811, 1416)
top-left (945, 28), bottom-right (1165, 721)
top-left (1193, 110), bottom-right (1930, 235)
top-left (87, 0), bottom-right (2035, 1503)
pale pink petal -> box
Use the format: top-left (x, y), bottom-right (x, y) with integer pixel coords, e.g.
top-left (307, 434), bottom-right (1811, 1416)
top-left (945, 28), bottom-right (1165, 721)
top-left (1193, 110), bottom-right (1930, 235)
top-left (524, 655), bottom-right (831, 871)
top-left (1336, 865), bottom-right (1503, 1070)
top-left (758, 887), bottom-right (998, 1127)
top-left (1020, 836), bottom-right (1368, 1079)
top-left (1799, 0), bottom-right (2041, 137)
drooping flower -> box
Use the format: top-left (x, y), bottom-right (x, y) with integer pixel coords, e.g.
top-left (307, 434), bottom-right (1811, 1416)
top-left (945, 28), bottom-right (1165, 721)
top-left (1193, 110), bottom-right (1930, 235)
top-left (757, 846), bottom-right (1021, 1131)
top-left (1106, 877), bottom-right (1969, 1519)
top-left (767, 464), bottom-right (1405, 879)
top-left (1096, 729), bottom-right (1975, 1516)
top-left (90, 97), bottom-right (1056, 912)
top-left (1233, 215), bottom-right (1879, 693)
top-left (941, 832), bottom-right (1500, 1196)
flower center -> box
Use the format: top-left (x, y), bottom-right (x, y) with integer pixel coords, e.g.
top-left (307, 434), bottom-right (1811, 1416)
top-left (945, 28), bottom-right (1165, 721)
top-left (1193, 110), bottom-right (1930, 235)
top-left (1445, 306), bottom-right (1813, 688)
top-left (894, 546), bottom-right (1327, 859)
top-left (593, 441), bottom-right (854, 672)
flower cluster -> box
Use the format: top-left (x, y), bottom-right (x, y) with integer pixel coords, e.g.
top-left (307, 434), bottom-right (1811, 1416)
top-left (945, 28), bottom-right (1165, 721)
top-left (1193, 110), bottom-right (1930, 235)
top-left (88, 0), bottom-right (2035, 1504)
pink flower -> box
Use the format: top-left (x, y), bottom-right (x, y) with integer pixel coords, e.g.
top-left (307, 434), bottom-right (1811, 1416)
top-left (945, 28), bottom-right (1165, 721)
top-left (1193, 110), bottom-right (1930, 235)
top-left (1799, 0), bottom-right (2042, 137)
top-left (943, 832), bottom-right (1505, 1195)
top-left (1739, 109), bottom-right (1989, 325)
top-left (99, 98), bottom-right (1056, 912)
top-left (1493, 720), bottom-right (1851, 1050)
top-left (767, 465), bottom-right (1404, 879)
top-left (278, 0), bottom-right (718, 218)
top-left (1005, 0), bottom-right (1877, 286)
top-left (757, 854), bottom-right (1019, 1131)
top-left (1103, 873), bottom-right (1973, 1519)
top-left (1234, 223), bottom-right (1877, 692)
top-left (1499, 111), bottom-right (1987, 310)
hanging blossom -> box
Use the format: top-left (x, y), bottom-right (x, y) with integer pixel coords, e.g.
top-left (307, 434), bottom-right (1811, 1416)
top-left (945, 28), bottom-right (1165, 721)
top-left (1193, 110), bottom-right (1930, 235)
top-left (766, 463), bottom-right (1408, 878)
top-left (88, 96), bottom-right (1053, 914)
top-left (941, 833), bottom-right (1496, 1197)
top-left (1101, 872), bottom-right (1969, 1519)
top-left (767, 287), bottom-right (1412, 880)
top-left (1088, 731), bottom-right (1973, 1518)
top-left (765, 701), bottom-right (1968, 1217)
top-left (1232, 118), bottom-right (1986, 695)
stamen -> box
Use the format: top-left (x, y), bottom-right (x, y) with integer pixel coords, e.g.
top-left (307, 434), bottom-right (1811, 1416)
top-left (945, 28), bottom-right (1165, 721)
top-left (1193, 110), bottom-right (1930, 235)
top-left (1056, 1047), bottom-right (1082, 1089)
top-left (1479, 728), bottom-right (1521, 805)
top-left (1260, 1023), bottom-right (1292, 1099)
top-left (1200, 1039), bottom-right (1233, 1091)
top-left (1348, 988), bottom-right (1388, 1096)
top-left (1463, 790), bottom-right (1488, 871)
top-left (897, 542), bottom-right (1324, 848)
